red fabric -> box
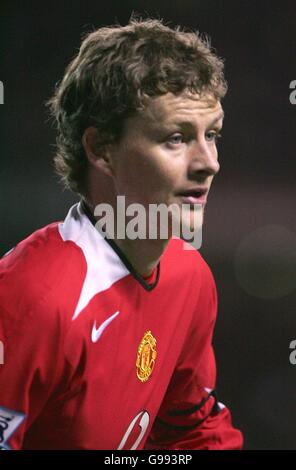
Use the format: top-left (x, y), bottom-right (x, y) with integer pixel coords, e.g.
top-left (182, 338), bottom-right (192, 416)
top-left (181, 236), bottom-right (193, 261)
top-left (0, 206), bottom-right (242, 450)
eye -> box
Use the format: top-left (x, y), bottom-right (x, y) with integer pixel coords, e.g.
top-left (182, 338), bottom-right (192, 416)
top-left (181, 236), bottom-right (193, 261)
top-left (205, 130), bottom-right (222, 142)
top-left (167, 133), bottom-right (184, 145)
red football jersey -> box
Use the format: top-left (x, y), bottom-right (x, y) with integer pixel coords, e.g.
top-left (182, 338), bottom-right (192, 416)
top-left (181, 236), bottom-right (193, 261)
top-left (0, 203), bottom-right (242, 450)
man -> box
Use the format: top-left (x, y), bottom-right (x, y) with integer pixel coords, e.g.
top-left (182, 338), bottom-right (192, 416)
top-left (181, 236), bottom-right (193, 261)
top-left (0, 18), bottom-right (242, 450)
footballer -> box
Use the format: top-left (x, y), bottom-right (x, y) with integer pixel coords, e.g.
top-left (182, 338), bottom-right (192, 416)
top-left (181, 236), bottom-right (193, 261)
top-left (0, 18), bottom-right (243, 450)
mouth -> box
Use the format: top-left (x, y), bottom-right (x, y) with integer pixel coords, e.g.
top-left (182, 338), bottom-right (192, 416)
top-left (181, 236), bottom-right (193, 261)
top-left (176, 187), bottom-right (208, 206)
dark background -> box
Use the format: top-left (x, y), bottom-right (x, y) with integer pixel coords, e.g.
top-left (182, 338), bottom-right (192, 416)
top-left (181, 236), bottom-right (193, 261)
top-left (1, 0), bottom-right (296, 449)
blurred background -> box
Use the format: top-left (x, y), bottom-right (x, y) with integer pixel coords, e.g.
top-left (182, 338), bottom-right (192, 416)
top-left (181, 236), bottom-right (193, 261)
top-left (1, 0), bottom-right (296, 449)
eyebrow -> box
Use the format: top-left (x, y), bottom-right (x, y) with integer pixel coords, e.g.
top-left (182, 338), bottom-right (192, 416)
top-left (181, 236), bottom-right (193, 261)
top-left (163, 111), bottom-right (225, 130)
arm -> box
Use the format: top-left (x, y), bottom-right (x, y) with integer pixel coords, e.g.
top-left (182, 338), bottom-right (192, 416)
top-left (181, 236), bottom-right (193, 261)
top-left (145, 260), bottom-right (243, 450)
top-left (0, 300), bottom-right (64, 450)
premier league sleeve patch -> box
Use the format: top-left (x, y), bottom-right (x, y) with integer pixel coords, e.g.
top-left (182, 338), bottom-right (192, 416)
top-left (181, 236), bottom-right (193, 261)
top-left (0, 406), bottom-right (26, 450)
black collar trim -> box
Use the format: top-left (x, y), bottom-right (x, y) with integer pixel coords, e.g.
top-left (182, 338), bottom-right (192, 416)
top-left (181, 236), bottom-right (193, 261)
top-left (81, 200), bottom-right (160, 292)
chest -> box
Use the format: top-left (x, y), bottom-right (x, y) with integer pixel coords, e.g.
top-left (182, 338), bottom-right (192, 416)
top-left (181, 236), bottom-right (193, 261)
top-left (59, 277), bottom-right (197, 448)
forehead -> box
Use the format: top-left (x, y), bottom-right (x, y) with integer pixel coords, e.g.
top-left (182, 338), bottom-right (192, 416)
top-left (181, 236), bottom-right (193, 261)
top-left (141, 91), bottom-right (224, 125)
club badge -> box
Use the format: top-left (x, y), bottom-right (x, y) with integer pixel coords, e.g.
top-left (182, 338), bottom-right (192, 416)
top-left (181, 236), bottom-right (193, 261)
top-left (136, 331), bottom-right (157, 382)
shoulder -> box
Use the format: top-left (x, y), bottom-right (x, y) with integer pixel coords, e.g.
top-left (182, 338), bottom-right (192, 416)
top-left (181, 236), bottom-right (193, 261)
top-left (163, 236), bottom-right (215, 286)
top-left (0, 207), bottom-right (88, 331)
top-left (163, 237), bottom-right (217, 325)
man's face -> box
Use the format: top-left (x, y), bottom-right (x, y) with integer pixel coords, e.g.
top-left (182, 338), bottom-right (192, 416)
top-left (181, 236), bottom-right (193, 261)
top-left (109, 91), bottom-right (224, 239)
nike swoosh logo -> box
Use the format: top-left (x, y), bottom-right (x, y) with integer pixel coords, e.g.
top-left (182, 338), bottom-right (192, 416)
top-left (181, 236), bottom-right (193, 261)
top-left (91, 310), bottom-right (120, 343)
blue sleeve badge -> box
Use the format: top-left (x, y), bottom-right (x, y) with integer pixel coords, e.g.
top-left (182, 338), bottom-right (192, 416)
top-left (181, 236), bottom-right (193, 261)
top-left (0, 406), bottom-right (26, 450)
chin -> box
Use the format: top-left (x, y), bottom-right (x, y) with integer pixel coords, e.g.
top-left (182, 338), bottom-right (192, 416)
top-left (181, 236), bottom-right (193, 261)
top-left (169, 206), bottom-right (203, 242)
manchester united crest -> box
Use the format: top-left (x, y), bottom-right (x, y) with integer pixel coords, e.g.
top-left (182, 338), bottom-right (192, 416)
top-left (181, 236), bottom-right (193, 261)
top-left (136, 331), bottom-right (157, 382)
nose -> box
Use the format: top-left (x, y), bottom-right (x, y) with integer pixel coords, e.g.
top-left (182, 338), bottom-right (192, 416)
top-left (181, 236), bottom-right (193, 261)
top-left (188, 140), bottom-right (220, 177)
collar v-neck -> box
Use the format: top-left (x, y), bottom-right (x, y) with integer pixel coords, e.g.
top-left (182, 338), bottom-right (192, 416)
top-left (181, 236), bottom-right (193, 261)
top-left (80, 200), bottom-right (160, 292)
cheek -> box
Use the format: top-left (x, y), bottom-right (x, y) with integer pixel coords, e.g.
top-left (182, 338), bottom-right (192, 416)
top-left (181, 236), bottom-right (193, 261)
top-left (160, 157), bottom-right (187, 188)
top-left (146, 160), bottom-right (184, 196)
top-left (150, 148), bottom-right (187, 183)
top-left (115, 146), bottom-right (185, 197)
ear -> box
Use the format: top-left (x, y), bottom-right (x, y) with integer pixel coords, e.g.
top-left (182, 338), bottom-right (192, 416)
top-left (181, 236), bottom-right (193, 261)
top-left (82, 127), bottom-right (114, 177)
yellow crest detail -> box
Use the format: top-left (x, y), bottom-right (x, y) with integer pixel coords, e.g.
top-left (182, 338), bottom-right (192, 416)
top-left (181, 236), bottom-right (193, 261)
top-left (136, 331), bottom-right (157, 382)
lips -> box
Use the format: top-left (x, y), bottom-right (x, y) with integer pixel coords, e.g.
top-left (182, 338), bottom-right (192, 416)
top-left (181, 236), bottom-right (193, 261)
top-left (176, 187), bottom-right (208, 205)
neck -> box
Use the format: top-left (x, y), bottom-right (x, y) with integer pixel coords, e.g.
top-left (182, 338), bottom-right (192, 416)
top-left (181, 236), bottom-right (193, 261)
top-left (115, 237), bottom-right (169, 277)
top-left (84, 196), bottom-right (170, 277)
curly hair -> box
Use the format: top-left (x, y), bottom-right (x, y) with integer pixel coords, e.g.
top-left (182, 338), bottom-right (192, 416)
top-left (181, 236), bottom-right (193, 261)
top-left (48, 18), bottom-right (227, 195)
